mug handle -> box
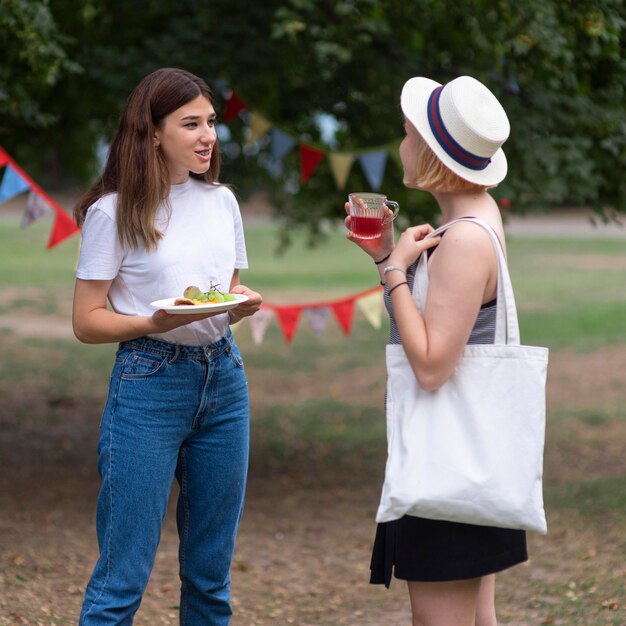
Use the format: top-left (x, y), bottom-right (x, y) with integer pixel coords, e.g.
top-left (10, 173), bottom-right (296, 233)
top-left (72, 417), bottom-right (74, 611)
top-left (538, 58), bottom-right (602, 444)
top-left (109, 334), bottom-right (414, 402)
top-left (382, 201), bottom-right (400, 225)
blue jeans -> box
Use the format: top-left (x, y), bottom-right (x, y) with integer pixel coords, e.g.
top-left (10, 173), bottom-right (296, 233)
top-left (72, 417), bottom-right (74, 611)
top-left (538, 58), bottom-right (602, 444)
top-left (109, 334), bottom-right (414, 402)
top-left (79, 333), bottom-right (249, 626)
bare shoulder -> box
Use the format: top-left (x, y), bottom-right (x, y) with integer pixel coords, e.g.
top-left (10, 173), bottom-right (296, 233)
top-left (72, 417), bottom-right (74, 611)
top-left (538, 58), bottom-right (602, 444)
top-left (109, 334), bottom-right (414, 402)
top-left (439, 217), bottom-right (505, 257)
top-left (428, 221), bottom-right (502, 293)
top-left (437, 220), bottom-right (493, 255)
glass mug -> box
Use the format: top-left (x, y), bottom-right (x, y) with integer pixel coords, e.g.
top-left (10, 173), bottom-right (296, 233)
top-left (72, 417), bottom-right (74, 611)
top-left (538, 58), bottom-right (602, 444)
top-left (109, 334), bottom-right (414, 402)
top-left (348, 192), bottom-right (399, 240)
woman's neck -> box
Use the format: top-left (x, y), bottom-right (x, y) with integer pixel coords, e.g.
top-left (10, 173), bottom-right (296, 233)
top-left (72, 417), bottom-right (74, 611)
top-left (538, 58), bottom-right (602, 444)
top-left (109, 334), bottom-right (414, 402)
top-left (431, 189), bottom-right (495, 224)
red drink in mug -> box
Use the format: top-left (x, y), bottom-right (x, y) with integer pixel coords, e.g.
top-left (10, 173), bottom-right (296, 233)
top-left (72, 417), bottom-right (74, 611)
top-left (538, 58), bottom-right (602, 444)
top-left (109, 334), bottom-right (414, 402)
top-left (351, 215), bottom-right (384, 238)
top-left (348, 192), bottom-right (399, 240)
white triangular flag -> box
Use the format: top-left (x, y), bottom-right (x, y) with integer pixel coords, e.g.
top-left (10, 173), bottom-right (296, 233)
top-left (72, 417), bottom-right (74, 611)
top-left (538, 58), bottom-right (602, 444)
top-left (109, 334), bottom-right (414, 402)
top-left (248, 308), bottom-right (275, 345)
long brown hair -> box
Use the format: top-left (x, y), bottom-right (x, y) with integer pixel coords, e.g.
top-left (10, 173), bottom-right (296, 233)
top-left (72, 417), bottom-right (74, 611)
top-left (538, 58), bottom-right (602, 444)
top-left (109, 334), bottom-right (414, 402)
top-left (74, 68), bottom-right (221, 250)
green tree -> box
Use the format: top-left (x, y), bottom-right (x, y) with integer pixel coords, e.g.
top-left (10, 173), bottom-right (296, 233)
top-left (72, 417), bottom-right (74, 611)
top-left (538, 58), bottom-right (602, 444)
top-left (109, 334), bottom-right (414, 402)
top-left (493, 0), bottom-right (626, 218)
top-left (217, 0), bottom-right (626, 232)
top-left (0, 0), bottom-right (79, 130)
top-left (1, 0), bottom-right (624, 228)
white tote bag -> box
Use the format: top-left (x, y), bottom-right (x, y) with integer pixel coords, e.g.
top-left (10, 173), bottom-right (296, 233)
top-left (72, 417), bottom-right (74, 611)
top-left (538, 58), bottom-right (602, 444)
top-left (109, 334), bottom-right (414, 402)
top-left (376, 218), bottom-right (548, 533)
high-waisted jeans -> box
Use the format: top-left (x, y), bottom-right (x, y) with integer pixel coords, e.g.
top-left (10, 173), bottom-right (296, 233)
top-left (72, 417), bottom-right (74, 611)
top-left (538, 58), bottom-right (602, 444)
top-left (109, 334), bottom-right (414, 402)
top-left (79, 332), bottom-right (249, 626)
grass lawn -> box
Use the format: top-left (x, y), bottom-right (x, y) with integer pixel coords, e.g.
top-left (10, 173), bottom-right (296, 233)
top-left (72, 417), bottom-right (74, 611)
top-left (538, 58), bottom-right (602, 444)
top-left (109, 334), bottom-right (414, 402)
top-left (1, 217), bottom-right (625, 351)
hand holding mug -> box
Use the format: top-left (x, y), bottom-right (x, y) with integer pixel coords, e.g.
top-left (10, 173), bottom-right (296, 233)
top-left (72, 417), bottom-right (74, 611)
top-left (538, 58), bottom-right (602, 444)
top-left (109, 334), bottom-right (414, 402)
top-left (347, 192), bottom-right (399, 239)
top-left (344, 192), bottom-right (399, 261)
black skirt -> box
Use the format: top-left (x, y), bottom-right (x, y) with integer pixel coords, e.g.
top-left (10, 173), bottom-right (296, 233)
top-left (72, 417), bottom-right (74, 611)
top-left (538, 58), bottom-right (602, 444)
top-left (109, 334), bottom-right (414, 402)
top-left (370, 515), bottom-right (528, 587)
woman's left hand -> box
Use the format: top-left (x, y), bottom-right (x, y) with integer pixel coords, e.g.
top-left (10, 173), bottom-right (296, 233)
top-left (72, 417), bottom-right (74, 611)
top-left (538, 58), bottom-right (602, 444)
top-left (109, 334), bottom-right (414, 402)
top-left (387, 224), bottom-right (441, 270)
top-left (228, 284), bottom-right (263, 321)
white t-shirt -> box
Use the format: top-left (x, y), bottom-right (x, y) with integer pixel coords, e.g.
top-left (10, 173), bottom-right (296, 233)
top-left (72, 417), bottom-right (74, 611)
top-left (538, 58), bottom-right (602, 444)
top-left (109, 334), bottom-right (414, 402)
top-left (76, 178), bottom-right (248, 346)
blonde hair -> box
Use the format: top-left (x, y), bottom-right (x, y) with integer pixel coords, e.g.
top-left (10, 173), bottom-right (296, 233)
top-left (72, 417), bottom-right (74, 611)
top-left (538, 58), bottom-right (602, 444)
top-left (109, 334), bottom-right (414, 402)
top-left (412, 132), bottom-right (486, 193)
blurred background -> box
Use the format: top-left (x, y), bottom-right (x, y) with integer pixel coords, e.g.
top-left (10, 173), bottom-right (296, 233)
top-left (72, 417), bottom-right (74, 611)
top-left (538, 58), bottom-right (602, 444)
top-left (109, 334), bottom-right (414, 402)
top-left (1, 1), bottom-right (625, 624)
top-left (2, 0), bottom-right (626, 228)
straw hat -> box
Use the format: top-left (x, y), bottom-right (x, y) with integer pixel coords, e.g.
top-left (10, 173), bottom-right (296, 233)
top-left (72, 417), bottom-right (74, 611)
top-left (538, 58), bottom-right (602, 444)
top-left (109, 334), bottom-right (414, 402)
top-left (401, 75), bottom-right (510, 186)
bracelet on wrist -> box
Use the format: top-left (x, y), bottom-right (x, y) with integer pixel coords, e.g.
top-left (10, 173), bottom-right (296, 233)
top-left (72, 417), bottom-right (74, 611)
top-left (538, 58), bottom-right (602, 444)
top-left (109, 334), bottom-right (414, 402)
top-left (388, 281), bottom-right (409, 296)
top-left (374, 252), bottom-right (391, 265)
top-left (383, 265), bottom-right (407, 276)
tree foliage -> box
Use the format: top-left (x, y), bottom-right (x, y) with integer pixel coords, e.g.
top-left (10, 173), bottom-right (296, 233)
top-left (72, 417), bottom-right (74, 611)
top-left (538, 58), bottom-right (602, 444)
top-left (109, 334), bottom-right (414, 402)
top-left (1, 0), bottom-right (624, 230)
top-left (0, 0), bottom-right (79, 128)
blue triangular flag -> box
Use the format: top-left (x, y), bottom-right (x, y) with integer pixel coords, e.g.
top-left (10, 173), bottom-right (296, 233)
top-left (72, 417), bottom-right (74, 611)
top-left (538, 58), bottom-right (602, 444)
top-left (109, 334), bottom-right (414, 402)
top-left (212, 78), bottom-right (230, 96)
top-left (0, 165), bottom-right (31, 203)
top-left (358, 151), bottom-right (388, 191)
top-left (270, 129), bottom-right (297, 162)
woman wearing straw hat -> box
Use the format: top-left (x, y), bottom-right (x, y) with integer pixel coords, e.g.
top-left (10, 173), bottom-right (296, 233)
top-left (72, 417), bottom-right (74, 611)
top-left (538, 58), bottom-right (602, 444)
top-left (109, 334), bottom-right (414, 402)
top-left (345, 75), bottom-right (527, 625)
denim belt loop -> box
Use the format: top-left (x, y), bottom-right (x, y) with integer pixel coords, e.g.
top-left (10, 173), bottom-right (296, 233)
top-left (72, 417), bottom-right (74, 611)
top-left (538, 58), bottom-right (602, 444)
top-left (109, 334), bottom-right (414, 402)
top-left (225, 329), bottom-right (234, 353)
top-left (168, 344), bottom-right (181, 364)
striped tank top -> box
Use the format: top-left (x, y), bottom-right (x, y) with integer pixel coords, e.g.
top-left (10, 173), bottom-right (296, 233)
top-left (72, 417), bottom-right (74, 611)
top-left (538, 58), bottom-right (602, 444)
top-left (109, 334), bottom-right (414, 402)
top-left (385, 260), bottom-right (497, 346)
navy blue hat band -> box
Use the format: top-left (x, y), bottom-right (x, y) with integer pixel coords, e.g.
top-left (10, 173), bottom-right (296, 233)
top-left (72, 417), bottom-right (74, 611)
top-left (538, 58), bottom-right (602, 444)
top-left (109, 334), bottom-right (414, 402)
top-left (427, 86), bottom-right (491, 171)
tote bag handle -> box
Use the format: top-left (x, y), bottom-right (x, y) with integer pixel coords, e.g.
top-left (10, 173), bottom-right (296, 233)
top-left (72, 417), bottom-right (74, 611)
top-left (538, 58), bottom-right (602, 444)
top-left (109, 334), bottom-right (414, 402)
top-left (413, 217), bottom-right (520, 346)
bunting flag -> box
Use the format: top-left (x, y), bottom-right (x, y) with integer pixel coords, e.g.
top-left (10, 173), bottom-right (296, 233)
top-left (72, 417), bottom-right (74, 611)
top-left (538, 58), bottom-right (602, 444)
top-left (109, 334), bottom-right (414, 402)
top-left (356, 289), bottom-right (385, 329)
top-left (221, 87), bottom-right (398, 191)
top-left (359, 150), bottom-right (388, 191)
top-left (247, 308), bottom-right (275, 345)
top-left (47, 206), bottom-right (81, 249)
top-left (246, 112), bottom-right (272, 146)
top-left (270, 129), bottom-right (297, 161)
top-left (274, 306), bottom-right (302, 344)
top-left (299, 144), bottom-right (326, 183)
top-left (0, 164), bottom-right (30, 202)
top-left (21, 191), bottom-right (54, 227)
top-left (0, 146), bottom-right (80, 248)
top-left (331, 297), bottom-right (356, 336)
top-left (305, 306), bottom-right (331, 338)
top-left (222, 91), bottom-right (247, 123)
top-left (241, 286), bottom-right (384, 345)
top-left (328, 152), bottom-right (355, 190)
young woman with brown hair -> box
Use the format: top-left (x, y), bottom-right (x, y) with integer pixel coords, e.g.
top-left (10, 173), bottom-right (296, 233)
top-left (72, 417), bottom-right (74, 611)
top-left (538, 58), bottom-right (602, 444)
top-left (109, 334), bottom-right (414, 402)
top-left (73, 67), bottom-right (262, 625)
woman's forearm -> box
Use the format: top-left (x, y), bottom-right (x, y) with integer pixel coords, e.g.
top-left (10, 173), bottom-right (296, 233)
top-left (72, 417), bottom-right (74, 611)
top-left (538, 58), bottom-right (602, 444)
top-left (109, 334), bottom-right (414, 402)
top-left (73, 308), bottom-right (158, 344)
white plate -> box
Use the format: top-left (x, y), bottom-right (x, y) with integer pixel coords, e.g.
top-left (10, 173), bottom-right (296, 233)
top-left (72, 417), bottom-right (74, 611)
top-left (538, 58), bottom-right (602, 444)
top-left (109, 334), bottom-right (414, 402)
top-left (149, 294), bottom-right (249, 314)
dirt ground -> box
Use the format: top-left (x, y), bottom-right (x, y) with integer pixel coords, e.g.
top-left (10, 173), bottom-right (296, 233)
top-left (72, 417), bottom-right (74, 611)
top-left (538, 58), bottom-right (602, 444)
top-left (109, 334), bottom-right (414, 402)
top-left (1, 327), bottom-right (625, 625)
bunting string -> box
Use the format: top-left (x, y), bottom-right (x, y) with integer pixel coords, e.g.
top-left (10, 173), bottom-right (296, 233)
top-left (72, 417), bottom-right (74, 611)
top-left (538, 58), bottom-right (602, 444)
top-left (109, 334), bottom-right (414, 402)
top-left (1, 139), bottom-right (385, 344)
top-left (234, 286), bottom-right (385, 345)
top-left (1, 83), bottom-right (399, 249)
top-left (220, 86), bottom-right (399, 191)
top-left (0, 146), bottom-right (80, 249)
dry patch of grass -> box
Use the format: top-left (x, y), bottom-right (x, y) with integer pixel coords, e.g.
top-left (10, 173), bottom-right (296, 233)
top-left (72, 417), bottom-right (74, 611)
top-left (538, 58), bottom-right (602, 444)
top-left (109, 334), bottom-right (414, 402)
top-left (2, 338), bottom-right (625, 625)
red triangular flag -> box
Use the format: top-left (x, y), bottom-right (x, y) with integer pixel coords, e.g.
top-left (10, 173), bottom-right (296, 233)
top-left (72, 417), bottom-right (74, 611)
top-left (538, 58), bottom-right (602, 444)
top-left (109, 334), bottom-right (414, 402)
top-left (47, 206), bottom-right (80, 249)
top-left (299, 144), bottom-right (325, 183)
top-left (0, 145), bottom-right (80, 248)
top-left (274, 306), bottom-right (302, 344)
top-left (222, 92), bottom-right (247, 123)
top-left (331, 298), bottom-right (356, 336)
top-left (0, 146), bottom-right (10, 167)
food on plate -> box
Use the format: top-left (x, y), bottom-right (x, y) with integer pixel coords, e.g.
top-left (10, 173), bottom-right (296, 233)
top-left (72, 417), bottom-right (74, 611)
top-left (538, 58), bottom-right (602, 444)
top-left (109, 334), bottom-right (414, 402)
top-left (173, 283), bottom-right (237, 306)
